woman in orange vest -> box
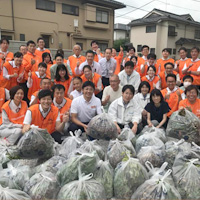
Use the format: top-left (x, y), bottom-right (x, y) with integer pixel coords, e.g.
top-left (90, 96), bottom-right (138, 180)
top-left (81, 65), bottom-right (102, 97)
top-left (54, 64), bottom-right (72, 97)
top-left (22, 89), bottom-right (69, 144)
top-left (0, 88), bottom-right (10, 118)
top-left (141, 65), bottom-right (161, 92)
top-left (42, 52), bottom-right (53, 78)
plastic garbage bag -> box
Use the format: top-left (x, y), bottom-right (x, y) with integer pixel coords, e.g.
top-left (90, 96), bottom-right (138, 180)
top-left (118, 127), bottom-right (135, 142)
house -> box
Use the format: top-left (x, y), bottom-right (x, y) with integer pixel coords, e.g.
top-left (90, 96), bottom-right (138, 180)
top-left (128, 8), bottom-right (200, 59)
top-left (0, 0), bottom-right (125, 51)
top-left (114, 23), bottom-right (130, 40)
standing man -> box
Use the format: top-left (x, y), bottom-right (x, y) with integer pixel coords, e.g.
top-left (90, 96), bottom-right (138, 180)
top-left (137, 45), bottom-right (150, 67)
top-left (122, 46), bottom-right (136, 67)
top-left (19, 45), bottom-right (27, 56)
top-left (112, 46), bottom-right (123, 75)
top-left (67, 44), bottom-right (86, 77)
top-left (99, 48), bottom-right (116, 87)
top-left (91, 40), bottom-right (102, 62)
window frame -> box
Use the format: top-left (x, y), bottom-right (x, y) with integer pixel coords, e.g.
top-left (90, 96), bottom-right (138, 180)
top-left (62, 3), bottom-right (79, 16)
top-left (96, 9), bottom-right (109, 24)
top-left (146, 25), bottom-right (156, 33)
top-left (36, 0), bottom-right (55, 12)
top-left (195, 30), bottom-right (200, 39)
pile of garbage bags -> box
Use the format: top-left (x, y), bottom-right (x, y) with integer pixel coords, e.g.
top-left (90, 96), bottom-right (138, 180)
top-left (0, 110), bottom-right (200, 200)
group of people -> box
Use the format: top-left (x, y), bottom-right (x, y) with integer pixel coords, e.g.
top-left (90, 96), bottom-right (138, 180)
top-left (0, 37), bottom-right (200, 144)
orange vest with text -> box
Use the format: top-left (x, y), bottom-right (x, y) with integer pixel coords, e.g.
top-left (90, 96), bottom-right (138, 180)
top-left (35, 49), bottom-right (51, 63)
top-left (141, 76), bottom-right (160, 92)
top-left (28, 104), bottom-right (59, 134)
top-left (156, 58), bottom-right (175, 73)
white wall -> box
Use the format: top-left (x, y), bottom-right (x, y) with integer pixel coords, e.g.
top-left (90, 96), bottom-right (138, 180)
top-left (114, 30), bottom-right (126, 40)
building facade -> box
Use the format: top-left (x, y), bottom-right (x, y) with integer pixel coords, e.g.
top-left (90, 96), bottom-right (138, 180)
top-left (114, 23), bottom-right (130, 41)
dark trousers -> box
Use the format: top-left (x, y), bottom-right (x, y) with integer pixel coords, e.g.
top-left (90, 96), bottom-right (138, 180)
top-left (117, 122), bottom-right (143, 135)
top-left (51, 131), bottom-right (65, 144)
top-left (95, 91), bottom-right (103, 100)
top-left (19, 82), bottom-right (30, 105)
top-left (102, 77), bottom-right (110, 87)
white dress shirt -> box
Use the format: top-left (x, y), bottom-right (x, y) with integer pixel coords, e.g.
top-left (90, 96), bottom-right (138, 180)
top-left (70, 90), bottom-right (82, 99)
top-left (133, 93), bottom-right (150, 113)
top-left (99, 57), bottom-right (116, 78)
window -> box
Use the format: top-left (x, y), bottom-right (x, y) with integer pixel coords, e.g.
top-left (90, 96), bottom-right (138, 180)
top-left (173, 48), bottom-right (176, 55)
top-left (195, 30), bottom-right (200, 39)
top-left (62, 4), bottom-right (79, 16)
top-left (1, 35), bottom-right (12, 40)
top-left (98, 43), bottom-right (108, 51)
top-left (146, 25), bottom-right (156, 33)
top-left (96, 9), bottom-right (108, 24)
top-left (168, 48), bottom-right (172, 55)
top-left (168, 26), bottom-right (177, 36)
top-left (20, 34), bottom-right (25, 41)
top-left (137, 45), bottom-right (142, 52)
top-left (42, 35), bottom-right (50, 48)
top-left (150, 48), bottom-right (155, 54)
top-left (36, 0), bottom-right (55, 12)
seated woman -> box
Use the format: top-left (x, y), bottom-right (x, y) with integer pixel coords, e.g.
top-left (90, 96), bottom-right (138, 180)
top-left (179, 85), bottom-right (200, 118)
top-left (54, 64), bottom-right (72, 97)
top-left (0, 86), bottom-right (27, 144)
top-left (69, 77), bottom-right (83, 100)
top-left (22, 89), bottom-right (69, 144)
top-left (42, 52), bottom-right (53, 78)
top-left (0, 87), bottom-right (10, 118)
top-left (145, 89), bottom-right (170, 129)
top-left (108, 85), bottom-right (141, 135)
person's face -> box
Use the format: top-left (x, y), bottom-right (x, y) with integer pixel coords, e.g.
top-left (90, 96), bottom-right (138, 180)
top-left (112, 48), bottom-right (116, 57)
top-left (152, 94), bottom-right (161, 105)
top-left (56, 56), bottom-right (63, 65)
top-left (14, 89), bottom-right (24, 103)
top-left (1, 40), bottom-right (9, 51)
top-left (83, 68), bottom-right (92, 79)
top-left (91, 42), bottom-right (98, 51)
top-left (186, 89), bottom-right (198, 103)
top-left (73, 46), bottom-right (81, 56)
top-left (38, 39), bottom-right (45, 49)
top-left (131, 57), bottom-right (137, 64)
top-left (179, 50), bottom-right (187, 59)
top-left (162, 50), bottom-right (169, 58)
top-left (54, 88), bottom-right (65, 102)
top-left (141, 85), bottom-right (149, 96)
top-left (142, 47), bottom-right (149, 56)
top-left (28, 43), bottom-right (36, 54)
top-left (165, 64), bottom-right (174, 74)
top-left (125, 66), bottom-right (134, 76)
top-left (148, 58), bottom-right (155, 65)
top-left (147, 67), bottom-right (155, 77)
top-left (166, 77), bottom-right (176, 90)
top-left (73, 79), bottom-right (82, 91)
top-left (86, 53), bottom-right (94, 63)
top-left (183, 78), bottom-right (193, 88)
top-left (128, 49), bottom-right (135, 56)
top-left (40, 80), bottom-right (51, 90)
top-left (191, 49), bottom-right (199, 60)
top-left (105, 49), bottom-right (112, 60)
top-left (44, 55), bottom-right (50, 63)
top-left (40, 96), bottom-right (52, 110)
top-left (38, 66), bottom-right (46, 76)
top-left (110, 77), bottom-right (120, 90)
top-left (14, 56), bottom-right (23, 66)
top-left (59, 69), bottom-right (66, 78)
top-left (122, 89), bottom-right (134, 103)
top-left (20, 46), bottom-right (27, 55)
top-left (82, 86), bottom-right (94, 99)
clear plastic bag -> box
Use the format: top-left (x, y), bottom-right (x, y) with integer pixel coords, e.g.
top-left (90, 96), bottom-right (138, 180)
top-left (24, 171), bottom-right (59, 200)
top-left (57, 151), bottom-right (98, 186)
top-left (59, 130), bottom-right (83, 158)
top-left (0, 184), bottom-right (31, 200)
top-left (118, 127), bottom-right (135, 142)
top-left (131, 169), bottom-right (181, 200)
top-left (166, 108), bottom-right (200, 144)
top-left (107, 139), bottom-right (136, 168)
top-left (87, 112), bottom-right (118, 140)
top-left (17, 126), bottom-right (54, 159)
top-left (114, 156), bottom-right (148, 199)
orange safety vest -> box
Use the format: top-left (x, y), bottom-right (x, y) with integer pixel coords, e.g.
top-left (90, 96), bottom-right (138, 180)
top-left (156, 58), bottom-right (175, 73)
top-left (1, 100), bottom-right (27, 124)
top-left (114, 52), bottom-right (123, 75)
top-left (68, 55), bottom-right (86, 77)
top-left (161, 88), bottom-right (183, 117)
top-left (159, 71), bottom-right (178, 90)
top-left (175, 59), bottom-right (188, 81)
top-left (0, 88), bottom-right (6, 112)
top-left (141, 76), bottom-right (160, 92)
top-left (28, 104), bottom-right (59, 134)
top-left (35, 49), bottom-right (51, 63)
top-left (53, 59), bottom-right (68, 64)
top-left (46, 63), bottom-right (52, 78)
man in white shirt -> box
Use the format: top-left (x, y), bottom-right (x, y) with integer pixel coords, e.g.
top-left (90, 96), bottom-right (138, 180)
top-left (76, 50), bottom-right (101, 76)
top-left (99, 48), bottom-right (116, 87)
top-left (69, 81), bottom-right (102, 133)
top-left (118, 61), bottom-right (141, 93)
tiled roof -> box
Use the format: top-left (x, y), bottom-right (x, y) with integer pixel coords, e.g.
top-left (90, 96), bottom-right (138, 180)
top-left (176, 37), bottom-right (200, 45)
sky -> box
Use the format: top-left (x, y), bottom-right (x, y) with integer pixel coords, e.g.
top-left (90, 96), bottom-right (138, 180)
top-left (114, 0), bottom-right (200, 24)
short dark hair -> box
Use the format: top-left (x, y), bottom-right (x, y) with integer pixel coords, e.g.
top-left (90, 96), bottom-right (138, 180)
top-left (125, 61), bottom-right (134, 68)
top-left (147, 53), bottom-right (156, 60)
top-left (73, 76), bottom-right (82, 83)
top-left (178, 47), bottom-right (187, 52)
top-left (37, 37), bottom-right (44, 43)
top-left (150, 89), bottom-right (164, 103)
top-left (55, 64), bottom-right (69, 81)
top-left (122, 85), bottom-right (135, 95)
top-left (128, 46), bottom-right (135, 52)
top-left (57, 49), bottom-right (64, 56)
top-left (19, 45), bottom-right (26, 50)
top-left (38, 62), bottom-right (47, 69)
top-left (40, 77), bottom-right (51, 85)
top-left (0, 38), bottom-right (9, 44)
top-left (164, 62), bottom-right (174, 69)
top-left (14, 52), bottom-right (23, 58)
top-left (166, 73), bottom-right (176, 82)
top-left (141, 45), bottom-right (150, 51)
top-left (185, 85), bottom-right (199, 96)
top-left (183, 75), bottom-right (193, 82)
top-left (38, 89), bottom-right (53, 100)
top-left (138, 81), bottom-right (151, 93)
top-left (42, 52), bottom-right (53, 64)
top-left (130, 56), bottom-right (138, 62)
top-left (147, 65), bottom-right (156, 73)
top-left (191, 46), bottom-right (200, 53)
top-left (27, 40), bottom-right (36, 46)
top-left (91, 40), bottom-right (99, 47)
top-left (162, 48), bottom-right (171, 54)
top-left (52, 84), bottom-right (65, 93)
top-left (105, 48), bottom-right (112, 52)
top-left (55, 53), bottom-right (64, 60)
top-left (83, 65), bottom-right (92, 72)
top-left (82, 81), bottom-right (95, 90)
top-left (86, 50), bottom-right (94, 56)
top-left (10, 86), bottom-right (24, 100)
